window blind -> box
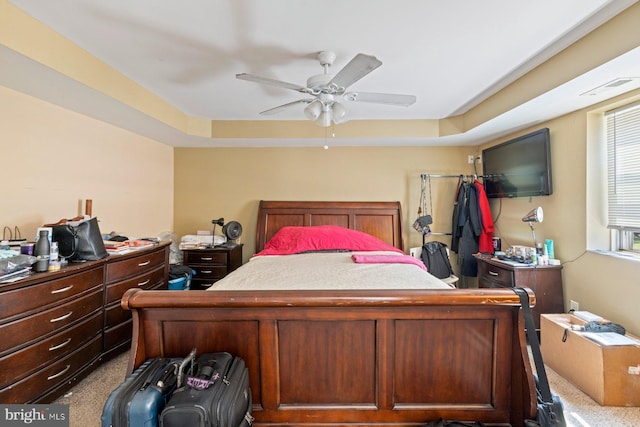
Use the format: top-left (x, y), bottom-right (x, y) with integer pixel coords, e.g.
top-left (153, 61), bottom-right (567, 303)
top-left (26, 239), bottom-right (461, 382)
top-left (606, 102), bottom-right (640, 231)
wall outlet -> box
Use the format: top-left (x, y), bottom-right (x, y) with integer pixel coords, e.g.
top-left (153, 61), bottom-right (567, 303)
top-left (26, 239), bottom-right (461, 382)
top-left (570, 300), bottom-right (579, 311)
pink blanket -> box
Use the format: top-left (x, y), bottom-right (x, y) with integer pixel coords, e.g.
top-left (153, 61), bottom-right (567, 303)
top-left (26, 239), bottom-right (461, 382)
top-left (351, 254), bottom-right (427, 271)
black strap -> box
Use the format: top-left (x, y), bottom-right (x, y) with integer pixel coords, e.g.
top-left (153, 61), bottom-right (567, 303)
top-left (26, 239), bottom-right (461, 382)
top-left (513, 287), bottom-right (554, 404)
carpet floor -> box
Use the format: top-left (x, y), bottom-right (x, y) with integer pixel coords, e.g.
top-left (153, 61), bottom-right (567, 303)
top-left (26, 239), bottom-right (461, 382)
top-left (55, 351), bottom-right (640, 426)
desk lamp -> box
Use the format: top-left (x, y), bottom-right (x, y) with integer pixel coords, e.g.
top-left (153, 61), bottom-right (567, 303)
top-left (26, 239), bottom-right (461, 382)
top-left (208, 217), bottom-right (224, 248)
top-left (522, 207), bottom-right (543, 249)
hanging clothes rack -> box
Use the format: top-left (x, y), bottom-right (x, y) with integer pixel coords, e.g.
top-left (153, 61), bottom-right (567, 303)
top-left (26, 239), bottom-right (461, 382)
top-left (416, 173), bottom-right (486, 238)
top-left (420, 173), bottom-right (485, 180)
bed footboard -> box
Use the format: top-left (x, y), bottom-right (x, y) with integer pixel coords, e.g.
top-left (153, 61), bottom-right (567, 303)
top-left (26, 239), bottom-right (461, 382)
top-left (122, 288), bottom-right (537, 426)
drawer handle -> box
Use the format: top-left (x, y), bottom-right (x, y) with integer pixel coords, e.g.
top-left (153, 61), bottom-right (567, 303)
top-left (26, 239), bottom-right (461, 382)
top-left (50, 311), bottom-right (73, 323)
top-left (138, 279), bottom-right (150, 287)
top-left (138, 260), bottom-right (151, 267)
top-left (202, 270), bottom-right (213, 274)
top-left (488, 271), bottom-right (499, 276)
top-left (51, 285), bottom-right (74, 294)
top-left (49, 338), bottom-right (72, 351)
top-left (47, 365), bottom-right (70, 381)
top-left (200, 257), bottom-right (213, 261)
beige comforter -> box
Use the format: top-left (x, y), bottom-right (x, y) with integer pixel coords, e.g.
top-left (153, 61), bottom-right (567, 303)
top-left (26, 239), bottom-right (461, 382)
top-left (207, 251), bottom-right (453, 291)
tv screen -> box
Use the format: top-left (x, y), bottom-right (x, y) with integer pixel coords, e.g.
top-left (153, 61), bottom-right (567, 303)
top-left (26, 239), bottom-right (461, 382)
top-left (482, 128), bottom-right (552, 198)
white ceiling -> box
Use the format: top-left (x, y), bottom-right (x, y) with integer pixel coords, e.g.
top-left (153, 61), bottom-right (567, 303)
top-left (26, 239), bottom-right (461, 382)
top-left (3, 0), bottom-right (640, 147)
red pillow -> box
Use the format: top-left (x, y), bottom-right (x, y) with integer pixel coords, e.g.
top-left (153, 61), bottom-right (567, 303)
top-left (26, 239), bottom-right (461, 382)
top-left (256, 225), bottom-right (403, 256)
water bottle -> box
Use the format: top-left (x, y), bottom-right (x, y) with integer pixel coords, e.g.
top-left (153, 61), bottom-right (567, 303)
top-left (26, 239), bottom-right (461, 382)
top-left (34, 229), bottom-right (50, 272)
top-left (50, 241), bottom-right (59, 262)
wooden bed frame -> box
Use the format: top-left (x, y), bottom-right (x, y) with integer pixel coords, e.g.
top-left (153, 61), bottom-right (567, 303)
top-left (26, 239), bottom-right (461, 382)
top-left (123, 201), bottom-right (537, 426)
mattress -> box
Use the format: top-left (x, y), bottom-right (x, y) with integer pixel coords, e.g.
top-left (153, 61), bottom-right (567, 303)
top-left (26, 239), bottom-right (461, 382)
top-left (207, 251), bottom-right (454, 291)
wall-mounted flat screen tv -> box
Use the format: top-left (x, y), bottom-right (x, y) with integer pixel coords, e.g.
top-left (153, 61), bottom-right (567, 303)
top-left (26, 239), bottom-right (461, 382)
top-left (482, 128), bottom-right (552, 198)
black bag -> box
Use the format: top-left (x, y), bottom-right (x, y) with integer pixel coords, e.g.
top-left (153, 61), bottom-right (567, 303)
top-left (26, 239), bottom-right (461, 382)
top-left (160, 352), bottom-right (253, 427)
top-left (52, 217), bottom-right (108, 261)
top-left (514, 288), bottom-right (567, 427)
top-left (422, 419), bottom-right (486, 427)
top-left (421, 241), bottom-right (453, 279)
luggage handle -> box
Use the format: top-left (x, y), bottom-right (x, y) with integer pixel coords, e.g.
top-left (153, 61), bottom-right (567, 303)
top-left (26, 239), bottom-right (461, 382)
top-left (177, 348), bottom-right (197, 388)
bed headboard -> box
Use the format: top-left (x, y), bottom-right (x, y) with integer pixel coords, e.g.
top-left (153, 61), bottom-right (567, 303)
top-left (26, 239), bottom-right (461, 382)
top-left (255, 201), bottom-right (404, 253)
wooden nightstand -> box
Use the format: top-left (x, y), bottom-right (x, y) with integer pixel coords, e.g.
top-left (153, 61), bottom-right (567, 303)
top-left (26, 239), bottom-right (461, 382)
top-left (476, 255), bottom-right (564, 331)
top-left (182, 244), bottom-right (243, 290)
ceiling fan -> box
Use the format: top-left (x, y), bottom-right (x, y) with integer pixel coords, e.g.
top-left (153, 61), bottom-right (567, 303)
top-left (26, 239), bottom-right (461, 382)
top-left (236, 51), bottom-right (417, 127)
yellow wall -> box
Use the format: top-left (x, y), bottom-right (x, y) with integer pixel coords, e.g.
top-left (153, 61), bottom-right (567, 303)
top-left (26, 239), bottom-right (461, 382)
top-left (174, 145), bottom-right (476, 261)
top-left (1, 86), bottom-right (174, 239)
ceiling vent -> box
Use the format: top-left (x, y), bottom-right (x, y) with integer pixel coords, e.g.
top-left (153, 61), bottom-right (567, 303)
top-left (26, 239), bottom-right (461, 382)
top-left (580, 77), bottom-right (640, 96)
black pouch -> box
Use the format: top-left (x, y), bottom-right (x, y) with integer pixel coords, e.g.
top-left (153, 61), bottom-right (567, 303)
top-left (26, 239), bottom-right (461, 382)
top-left (52, 217), bottom-right (108, 261)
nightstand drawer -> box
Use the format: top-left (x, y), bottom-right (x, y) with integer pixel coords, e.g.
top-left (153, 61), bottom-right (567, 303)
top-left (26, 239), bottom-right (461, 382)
top-left (184, 251), bottom-right (228, 265)
top-left (477, 261), bottom-right (513, 287)
top-left (192, 265), bottom-right (228, 279)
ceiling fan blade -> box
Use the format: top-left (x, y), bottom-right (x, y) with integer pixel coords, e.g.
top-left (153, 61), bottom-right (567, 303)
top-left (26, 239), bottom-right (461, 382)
top-left (259, 99), bottom-right (313, 115)
top-left (236, 73), bottom-right (308, 93)
top-left (328, 54), bottom-right (382, 90)
top-left (344, 91), bottom-right (417, 106)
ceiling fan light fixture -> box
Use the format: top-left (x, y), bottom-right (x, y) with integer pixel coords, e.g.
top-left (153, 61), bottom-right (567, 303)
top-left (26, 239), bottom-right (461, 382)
top-left (304, 100), bottom-right (322, 121)
top-left (317, 110), bottom-right (332, 127)
top-left (237, 51), bottom-right (416, 126)
top-left (332, 102), bottom-right (348, 124)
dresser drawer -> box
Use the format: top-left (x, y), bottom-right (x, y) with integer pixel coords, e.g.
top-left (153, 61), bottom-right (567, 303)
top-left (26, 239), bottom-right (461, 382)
top-left (0, 312), bottom-right (103, 388)
top-left (104, 319), bottom-right (133, 351)
top-left (184, 251), bottom-right (227, 265)
top-left (105, 280), bottom-right (164, 328)
top-left (0, 267), bottom-right (103, 321)
top-left (0, 289), bottom-right (103, 353)
top-left (105, 266), bottom-right (165, 304)
top-left (477, 261), bottom-right (514, 287)
top-left (106, 248), bottom-right (166, 283)
top-left (0, 335), bottom-right (102, 404)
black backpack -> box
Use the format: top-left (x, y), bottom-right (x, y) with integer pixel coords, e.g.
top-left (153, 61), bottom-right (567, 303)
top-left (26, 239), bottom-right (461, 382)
top-left (421, 241), bottom-right (453, 279)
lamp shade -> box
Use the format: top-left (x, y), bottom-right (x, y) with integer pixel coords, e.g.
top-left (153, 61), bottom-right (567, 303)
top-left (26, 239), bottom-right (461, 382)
top-left (317, 110), bottom-right (332, 127)
top-left (522, 207), bottom-right (543, 223)
top-left (303, 100), bottom-right (322, 121)
top-left (332, 102), bottom-right (348, 124)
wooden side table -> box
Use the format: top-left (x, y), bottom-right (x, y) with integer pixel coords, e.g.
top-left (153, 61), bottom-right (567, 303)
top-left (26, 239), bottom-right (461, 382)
top-left (182, 244), bottom-right (243, 290)
top-left (476, 255), bottom-right (564, 331)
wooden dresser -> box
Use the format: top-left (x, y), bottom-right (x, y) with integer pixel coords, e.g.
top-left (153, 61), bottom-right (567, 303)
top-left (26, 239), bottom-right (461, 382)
top-left (104, 243), bottom-right (169, 358)
top-left (476, 255), bottom-right (564, 331)
top-left (182, 244), bottom-right (242, 290)
top-left (0, 241), bottom-right (169, 403)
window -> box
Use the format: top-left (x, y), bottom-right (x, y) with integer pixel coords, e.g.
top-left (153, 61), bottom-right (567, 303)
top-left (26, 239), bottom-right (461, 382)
top-left (606, 102), bottom-right (640, 253)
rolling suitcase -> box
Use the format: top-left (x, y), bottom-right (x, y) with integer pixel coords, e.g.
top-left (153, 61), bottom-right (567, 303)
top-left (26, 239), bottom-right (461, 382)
top-left (102, 350), bottom-right (195, 427)
top-left (160, 352), bottom-right (253, 427)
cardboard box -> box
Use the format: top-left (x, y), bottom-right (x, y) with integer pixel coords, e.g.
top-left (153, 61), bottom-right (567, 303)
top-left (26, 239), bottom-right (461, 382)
top-left (541, 313), bottom-right (640, 406)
